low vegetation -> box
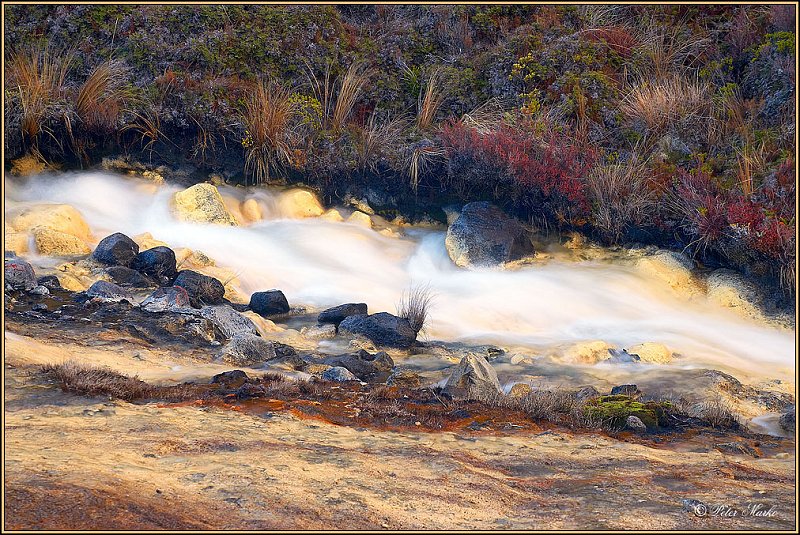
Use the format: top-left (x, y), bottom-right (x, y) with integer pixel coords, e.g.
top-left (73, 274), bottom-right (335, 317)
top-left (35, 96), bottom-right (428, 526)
top-left (4, 4), bottom-right (796, 294)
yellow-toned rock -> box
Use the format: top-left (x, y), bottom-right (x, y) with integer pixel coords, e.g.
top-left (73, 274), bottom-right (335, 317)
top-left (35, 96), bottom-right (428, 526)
top-left (627, 342), bottom-right (673, 364)
top-left (320, 208), bottom-right (345, 222)
top-left (563, 340), bottom-right (614, 364)
top-left (636, 250), bottom-right (698, 293)
top-left (241, 198), bottom-right (263, 223)
top-left (241, 311), bottom-right (284, 337)
top-left (347, 210), bottom-right (372, 228)
top-left (54, 260), bottom-right (111, 291)
top-left (9, 204), bottom-right (91, 241)
top-left (31, 226), bottom-right (91, 256)
top-left (173, 183), bottom-right (238, 225)
top-left (277, 189), bottom-right (324, 218)
top-left (706, 269), bottom-right (764, 319)
top-left (5, 227), bottom-right (29, 254)
top-left (132, 232), bottom-right (168, 251)
top-left (141, 170), bottom-right (164, 184)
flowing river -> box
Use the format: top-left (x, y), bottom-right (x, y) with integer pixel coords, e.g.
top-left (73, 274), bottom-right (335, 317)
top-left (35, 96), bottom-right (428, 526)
top-left (5, 171), bottom-right (796, 387)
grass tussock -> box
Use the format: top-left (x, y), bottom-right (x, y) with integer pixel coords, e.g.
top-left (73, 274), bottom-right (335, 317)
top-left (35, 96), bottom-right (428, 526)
top-left (416, 69), bottom-right (447, 131)
top-left (75, 60), bottom-right (132, 133)
top-left (587, 154), bottom-right (656, 242)
top-left (41, 360), bottom-right (203, 402)
top-left (241, 80), bottom-right (297, 184)
top-left (620, 74), bottom-right (712, 139)
top-left (6, 45), bottom-right (72, 143)
top-left (396, 284), bottom-right (435, 335)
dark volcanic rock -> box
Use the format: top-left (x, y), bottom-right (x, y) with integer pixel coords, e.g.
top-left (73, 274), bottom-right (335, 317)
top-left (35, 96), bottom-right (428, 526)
top-left (5, 258), bottom-right (36, 291)
top-left (322, 366), bottom-right (358, 382)
top-left (249, 290), bottom-right (290, 317)
top-left (92, 233), bottom-right (140, 267)
top-left (611, 384), bottom-right (641, 397)
top-left (338, 312), bottom-right (416, 348)
top-left (140, 286), bottom-right (191, 313)
top-left (131, 246), bottom-right (177, 284)
top-left (323, 349), bottom-right (394, 382)
top-left (36, 275), bottom-right (62, 290)
top-left (210, 370), bottom-right (249, 387)
top-left (198, 305), bottom-right (259, 339)
top-left (85, 280), bottom-right (133, 303)
top-left (105, 265), bottom-right (156, 288)
top-left (174, 270), bottom-right (225, 308)
top-left (444, 354), bottom-right (503, 399)
top-left (779, 405), bottom-right (795, 433)
top-left (318, 303), bottom-right (368, 326)
top-left (444, 201), bottom-right (534, 267)
top-left (218, 333), bottom-right (276, 366)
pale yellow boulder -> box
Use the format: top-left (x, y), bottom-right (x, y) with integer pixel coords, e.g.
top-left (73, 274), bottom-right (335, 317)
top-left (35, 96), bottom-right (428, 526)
top-left (242, 311), bottom-right (284, 337)
top-left (347, 210), bottom-right (372, 228)
top-left (9, 204), bottom-right (91, 241)
top-left (636, 250), bottom-right (698, 293)
top-left (31, 226), bottom-right (91, 256)
top-left (5, 226), bottom-right (29, 254)
top-left (54, 260), bottom-right (111, 291)
top-left (706, 269), bottom-right (764, 319)
top-left (319, 208), bottom-right (345, 222)
top-left (173, 183), bottom-right (238, 225)
top-left (563, 340), bottom-right (614, 364)
top-left (132, 232), bottom-right (168, 251)
top-left (277, 189), bottom-right (324, 218)
top-left (627, 342), bottom-right (673, 364)
top-left (241, 198), bottom-right (263, 223)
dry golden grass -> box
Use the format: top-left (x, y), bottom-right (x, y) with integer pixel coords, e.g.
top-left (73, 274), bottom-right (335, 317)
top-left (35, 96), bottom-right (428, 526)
top-left (416, 69), bottom-right (447, 131)
top-left (241, 80), bottom-right (297, 184)
top-left (587, 154), bottom-right (656, 242)
top-left (620, 74), bottom-right (712, 138)
top-left (75, 60), bottom-right (132, 133)
top-left (354, 112), bottom-right (408, 173)
top-left (305, 61), bottom-right (371, 132)
top-left (40, 360), bottom-right (202, 402)
top-left (6, 45), bottom-right (72, 142)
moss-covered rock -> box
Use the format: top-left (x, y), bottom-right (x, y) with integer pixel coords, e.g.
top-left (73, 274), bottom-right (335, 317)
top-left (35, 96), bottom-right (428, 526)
top-left (583, 395), bottom-right (671, 430)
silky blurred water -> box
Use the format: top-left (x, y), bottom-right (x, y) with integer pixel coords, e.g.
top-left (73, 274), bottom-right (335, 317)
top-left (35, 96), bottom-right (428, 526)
top-left (5, 171), bottom-right (796, 383)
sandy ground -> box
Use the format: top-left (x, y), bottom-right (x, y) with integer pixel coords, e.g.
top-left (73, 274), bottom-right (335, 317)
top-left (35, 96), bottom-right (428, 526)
top-left (3, 330), bottom-right (797, 530)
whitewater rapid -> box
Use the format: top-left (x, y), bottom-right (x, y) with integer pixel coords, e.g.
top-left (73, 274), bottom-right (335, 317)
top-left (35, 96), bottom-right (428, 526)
top-left (5, 171), bottom-right (796, 382)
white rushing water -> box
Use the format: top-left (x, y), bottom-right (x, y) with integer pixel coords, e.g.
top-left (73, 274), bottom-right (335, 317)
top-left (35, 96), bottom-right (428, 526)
top-left (5, 171), bottom-right (796, 382)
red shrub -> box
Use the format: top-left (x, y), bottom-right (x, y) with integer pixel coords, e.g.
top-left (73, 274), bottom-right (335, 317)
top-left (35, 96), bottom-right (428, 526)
top-left (584, 26), bottom-right (638, 57)
top-left (439, 118), bottom-right (595, 224)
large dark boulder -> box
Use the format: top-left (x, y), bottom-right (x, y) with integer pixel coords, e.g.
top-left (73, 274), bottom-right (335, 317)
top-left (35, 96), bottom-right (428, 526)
top-left (140, 286), bottom-right (191, 313)
top-left (198, 305), bottom-right (259, 339)
top-left (249, 290), bottom-right (290, 317)
top-left (338, 312), bottom-right (416, 348)
top-left (318, 303), bottom-right (368, 326)
top-left (323, 349), bottom-right (394, 382)
top-left (444, 354), bottom-right (503, 399)
top-left (132, 246), bottom-right (177, 284)
top-left (444, 201), bottom-right (534, 267)
top-left (105, 265), bottom-right (156, 288)
top-left (85, 280), bottom-right (133, 303)
top-left (92, 233), bottom-right (139, 267)
top-left (174, 270), bottom-right (225, 308)
top-left (4, 258), bottom-right (36, 291)
top-left (218, 333), bottom-right (276, 366)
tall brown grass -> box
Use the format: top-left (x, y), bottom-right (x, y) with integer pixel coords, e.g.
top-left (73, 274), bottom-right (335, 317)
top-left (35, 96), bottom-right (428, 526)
top-left (305, 61), bottom-right (371, 132)
top-left (75, 59), bottom-right (132, 133)
top-left (354, 112), bottom-right (408, 173)
top-left (6, 45), bottom-right (73, 144)
top-left (620, 74), bottom-right (712, 139)
top-left (416, 69), bottom-right (447, 131)
top-left (241, 80), bottom-right (297, 184)
top-left (587, 154), bottom-right (656, 242)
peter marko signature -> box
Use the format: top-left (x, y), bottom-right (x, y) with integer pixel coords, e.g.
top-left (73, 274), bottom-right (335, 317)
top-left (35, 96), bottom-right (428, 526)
top-left (683, 499), bottom-right (779, 519)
